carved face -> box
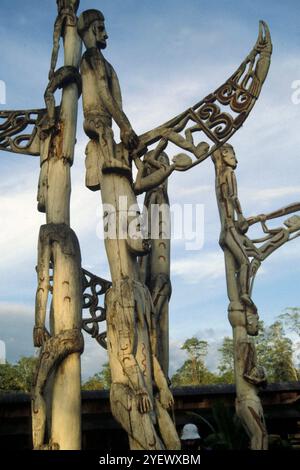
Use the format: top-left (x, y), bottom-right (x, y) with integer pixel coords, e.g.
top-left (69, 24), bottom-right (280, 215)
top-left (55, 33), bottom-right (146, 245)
top-left (93, 20), bottom-right (108, 49)
top-left (157, 152), bottom-right (170, 167)
top-left (222, 146), bottom-right (237, 169)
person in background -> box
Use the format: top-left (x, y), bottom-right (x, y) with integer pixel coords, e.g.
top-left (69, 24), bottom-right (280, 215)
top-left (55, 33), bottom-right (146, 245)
top-left (180, 424), bottom-right (201, 451)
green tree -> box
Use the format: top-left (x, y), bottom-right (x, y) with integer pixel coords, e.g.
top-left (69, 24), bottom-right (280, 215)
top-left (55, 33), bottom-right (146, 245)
top-left (279, 308), bottom-right (300, 372)
top-left (0, 363), bottom-right (24, 391)
top-left (217, 337), bottom-right (234, 384)
top-left (171, 337), bottom-right (218, 386)
top-left (279, 307), bottom-right (300, 336)
top-left (82, 372), bottom-right (105, 390)
top-left (82, 362), bottom-right (111, 390)
top-left (256, 321), bottom-right (298, 382)
top-left (181, 337), bottom-right (208, 384)
top-left (17, 356), bottom-right (39, 391)
top-left (0, 356), bottom-right (38, 392)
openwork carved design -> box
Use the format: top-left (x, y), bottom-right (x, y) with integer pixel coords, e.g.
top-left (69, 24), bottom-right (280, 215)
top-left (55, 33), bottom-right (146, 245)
top-left (133, 21), bottom-right (272, 170)
top-left (0, 108), bottom-right (46, 155)
top-left (81, 268), bottom-right (111, 349)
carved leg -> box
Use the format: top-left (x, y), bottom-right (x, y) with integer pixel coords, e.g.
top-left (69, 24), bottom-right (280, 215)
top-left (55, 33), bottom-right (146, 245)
top-left (226, 230), bottom-right (251, 300)
top-left (157, 298), bottom-right (169, 377)
top-left (229, 306), bottom-right (268, 450)
top-left (236, 397), bottom-right (268, 450)
top-left (224, 246), bottom-right (258, 336)
top-left (150, 274), bottom-right (172, 377)
top-left (110, 383), bottom-right (164, 450)
top-left (155, 398), bottom-right (181, 450)
top-left (162, 128), bottom-right (208, 160)
top-left (32, 329), bottom-right (84, 450)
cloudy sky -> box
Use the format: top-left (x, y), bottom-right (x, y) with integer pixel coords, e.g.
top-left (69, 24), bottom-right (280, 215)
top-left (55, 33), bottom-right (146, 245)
top-left (0, 0), bottom-right (300, 378)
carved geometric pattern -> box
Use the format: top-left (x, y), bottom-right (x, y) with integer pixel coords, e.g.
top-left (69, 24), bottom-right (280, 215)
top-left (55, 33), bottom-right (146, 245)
top-left (135, 21), bottom-right (272, 170)
top-left (0, 108), bottom-right (46, 155)
top-left (81, 268), bottom-right (111, 350)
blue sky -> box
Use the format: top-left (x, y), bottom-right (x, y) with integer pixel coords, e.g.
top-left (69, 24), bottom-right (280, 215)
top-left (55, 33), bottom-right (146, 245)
top-left (1, 0), bottom-right (300, 378)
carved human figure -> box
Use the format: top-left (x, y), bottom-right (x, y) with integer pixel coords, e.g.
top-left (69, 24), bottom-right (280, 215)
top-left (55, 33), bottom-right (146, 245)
top-left (37, 0), bottom-right (81, 216)
top-left (78, 10), bottom-right (180, 450)
top-left (106, 280), bottom-right (180, 450)
top-left (213, 145), bottom-right (300, 450)
top-left (212, 144), bottom-right (268, 450)
top-left (49, 0), bottom-right (80, 81)
top-left (32, 0), bottom-right (83, 451)
top-left (234, 339), bottom-right (268, 450)
top-left (139, 140), bottom-right (172, 377)
top-left (212, 144), bottom-right (262, 335)
top-left (32, 223), bottom-right (83, 450)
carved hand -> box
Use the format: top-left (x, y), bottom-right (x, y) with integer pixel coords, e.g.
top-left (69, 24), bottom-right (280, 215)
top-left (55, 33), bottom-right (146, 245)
top-left (136, 389), bottom-right (153, 414)
top-left (258, 214), bottom-right (267, 222)
top-left (33, 326), bottom-right (50, 348)
top-left (133, 155), bottom-right (144, 170)
top-left (159, 387), bottom-right (174, 410)
top-left (121, 127), bottom-right (139, 151)
top-left (237, 215), bottom-right (249, 234)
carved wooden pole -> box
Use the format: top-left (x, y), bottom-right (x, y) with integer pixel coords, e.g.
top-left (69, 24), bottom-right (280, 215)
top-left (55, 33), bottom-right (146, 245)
top-left (212, 144), bottom-right (268, 449)
top-left (229, 308), bottom-right (268, 449)
top-left (212, 143), bottom-right (300, 450)
top-left (79, 9), bottom-right (181, 450)
top-left (32, 0), bottom-right (83, 450)
top-left (48, 4), bottom-right (83, 449)
top-left (139, 142), bottom-right (172, 377)
top-left (45, 0), bottom-right (82, 450)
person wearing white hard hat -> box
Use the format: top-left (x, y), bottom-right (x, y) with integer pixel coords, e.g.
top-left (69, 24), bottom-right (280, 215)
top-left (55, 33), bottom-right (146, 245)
top-left (180, 423), bottom-right (201, 451)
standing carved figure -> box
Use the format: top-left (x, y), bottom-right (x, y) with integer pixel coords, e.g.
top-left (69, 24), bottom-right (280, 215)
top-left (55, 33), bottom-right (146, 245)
top-left (32, 224), bottom-right (84, 450)
top-left (212, 144), bottom-right (268, 450)
top-left (139, 139), bottom-right (172, 377)
top-left (213, 144), bottom-right (300, 450)
top-left (78, 9), bottom-right (180, 450)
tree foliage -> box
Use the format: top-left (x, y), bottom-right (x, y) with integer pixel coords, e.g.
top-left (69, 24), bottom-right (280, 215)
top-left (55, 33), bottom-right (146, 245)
top-left (0, 356), bottom-right (38, 392)
top-left (171, 317), bottom-right (299, 386)
top-left (255, 321), bottom-right (298, 382)
top-left (171, 337), bottom-right (218, 386)
top-left (82, 362), bottom-right (111, 390)
top-left (1, 313), bottom-right (299, 392)
top-left (217, 337), bottom-right (234, 384)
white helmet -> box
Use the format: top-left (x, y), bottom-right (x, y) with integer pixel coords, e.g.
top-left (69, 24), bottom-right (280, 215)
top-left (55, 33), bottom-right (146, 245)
top-left (180, 423), bottom-right (201, 440)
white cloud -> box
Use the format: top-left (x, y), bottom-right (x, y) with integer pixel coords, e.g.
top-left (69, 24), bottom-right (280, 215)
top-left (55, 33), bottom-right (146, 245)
top-left (242, 186), bottom-right (300, 203)
top-left (171, 251), bottom-right (224, 284)
top-left (168, 328), bottom-right (232, 375)
top-left (0, 302), bottom-right (32, 317)
top-left (81, 332), bottom-right (108, 381)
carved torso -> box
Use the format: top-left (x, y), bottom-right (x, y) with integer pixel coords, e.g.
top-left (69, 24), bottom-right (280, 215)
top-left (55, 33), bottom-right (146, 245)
top-left (81, 47), bottom-right (114, 128)
top-left (215, 166), bottom-right (237, 229)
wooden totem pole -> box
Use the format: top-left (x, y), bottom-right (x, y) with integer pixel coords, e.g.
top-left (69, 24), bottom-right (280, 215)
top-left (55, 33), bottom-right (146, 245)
top-left (78, 7), bottom-right (273, 449)
top-left (79, 9), bottom-right (182, 450)
top-left (32, 0), bottom-right (83, 450)
top-left (0, 0), bottom-right (82, 450)
top-left (212, 143), bottom-right (300, 450)
top-left (139, 140), bottom-right (172, 378)
top-left (0, 3), bottom-right (274, 450)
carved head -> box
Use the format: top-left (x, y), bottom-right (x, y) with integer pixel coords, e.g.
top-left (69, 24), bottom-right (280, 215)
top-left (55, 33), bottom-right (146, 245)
top-left (212, 143), bottom-right (237, 169)
top-left (56, 0), bottom-right (80, 14)
top-left (77, 10), bottom-right (108, 50)
top-left (144, 150), bottom-right (169, 174)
